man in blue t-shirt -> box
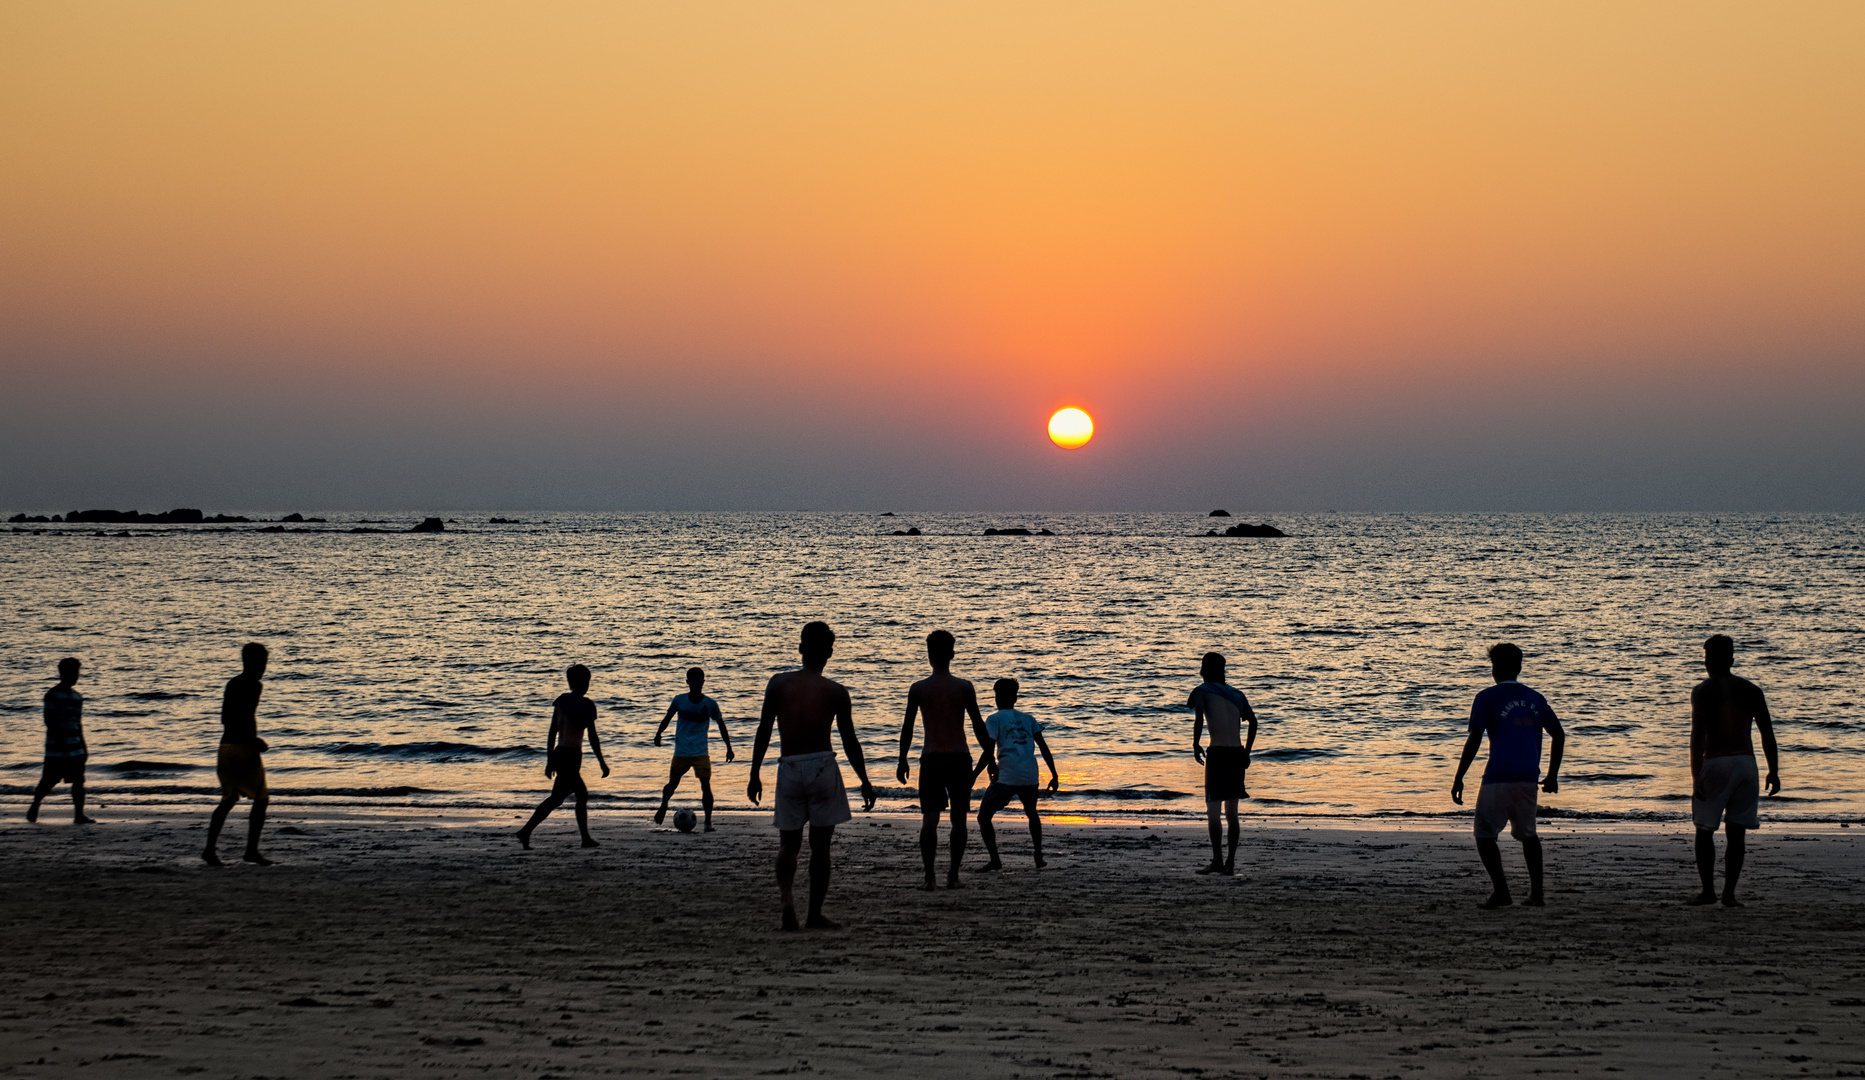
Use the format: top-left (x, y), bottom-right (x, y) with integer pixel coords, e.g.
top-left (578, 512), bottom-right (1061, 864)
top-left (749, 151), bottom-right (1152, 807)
top-left (1452, 643), bottom-right (1566, 908)
top-left (653, 667), bottom-right (735, 831)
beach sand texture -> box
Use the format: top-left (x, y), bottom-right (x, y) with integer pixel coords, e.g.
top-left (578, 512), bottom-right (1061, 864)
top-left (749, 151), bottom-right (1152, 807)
top-left (4, 814), bottom-right (1862, 1079)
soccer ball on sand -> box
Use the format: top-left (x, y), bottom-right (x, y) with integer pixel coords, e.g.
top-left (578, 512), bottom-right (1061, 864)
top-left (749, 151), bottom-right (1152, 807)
top-left (673, 808), bottom-right (698, 833)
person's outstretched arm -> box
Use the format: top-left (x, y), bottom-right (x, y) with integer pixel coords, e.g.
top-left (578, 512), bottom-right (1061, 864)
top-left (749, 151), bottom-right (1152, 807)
top-left (654, 702), bottom-right (676, 747)
top-left (1755, 686), bottom-right (1781, 795)
top-left (897, 687), bottom-right (919, 785)
top-left (1542, 713), bottom-right (1564, 794)
top-left (837, 688), bottom-right (877, 811)
top-left (967, 684), bottom-right (995, 769)
top-left (1451, 728), bottom-right (1484, 805)
top-left (1035, 731), bottom-right (1059, 793)
top-left (587, 715), bottom-right (612, 778)
top-left (712, 702), bottom-right (735, 762)
top-left (747, 680), bottom-right (778, 804)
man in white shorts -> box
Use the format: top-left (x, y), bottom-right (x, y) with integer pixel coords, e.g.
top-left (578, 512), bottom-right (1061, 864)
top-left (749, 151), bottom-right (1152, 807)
top-left (747, 622), bottom-right (877, 930)
top-left (1451, 643), bottom-right (1566, 909)
top-left (1689, 634), bottom-right (1781, 908)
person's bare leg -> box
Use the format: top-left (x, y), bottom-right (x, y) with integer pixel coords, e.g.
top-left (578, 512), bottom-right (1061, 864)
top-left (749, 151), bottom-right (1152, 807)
top-left (574, 787), bottom-right (597, 847)
top-left (1721, 825), bottom-right (1746, 907)
top-left (1522, 836), bottom-right (1545, 905)
top-left (699, 774), bottom-right (715, 831)
top-left (806, 825), bottom-right (838, 928)
top-left (977, 799), bottom-right (1001, 869)
top-left (918, 804), bottom-right (941, 890)
top-left (655, 767), bottom-right (679, 825)
top-left (1689, 828), bottom-right (1719, 904)
top-left (1224, 801), bottom-right (1240, 875)
top-left (203, 795), bottom-right (238, 865)
top-left (1476, 838), bottom-right (1511, 907)
top-left (71, 780), bottom-right (95, 824)
top-left (946, 794), bottom-right (968, 888)
top-left (241, 795), bottom-right (272, 864)
top-left (776, 828), bottom-right (803, 930)
top-left (1198, 800), bottom-right (1224, 873)
top-left (27, 768), bottom-right (54, 823)
top-left (516, 791), bottom-right (566, 848)
top-left (1021, 791), bottom-right (1044, 868)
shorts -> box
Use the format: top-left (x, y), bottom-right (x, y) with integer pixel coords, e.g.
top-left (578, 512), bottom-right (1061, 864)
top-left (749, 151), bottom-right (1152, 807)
top-left (977, 782), bottom-right (1040, 818)
top-left (548, 748), bottom-right (587, 794)
top-left (216, 741), bottom-right (268, 800)
top-left (1204, 745), bottom-right (1250, 801)
top-left (1694, 755), bottom-right (1760, 832)
top-left (1473, 780), bottom-right (1538, 840)
top-left (774, 751), bottom-right (852, 832)
top-left (917, 751), bottom-right (975, 813)
top-left (670, 755), bottom-right (712, 783)
top-left (41, 755), bottom-right (86, 785)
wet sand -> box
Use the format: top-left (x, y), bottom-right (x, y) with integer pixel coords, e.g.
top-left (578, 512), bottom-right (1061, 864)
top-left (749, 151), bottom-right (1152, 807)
top-left (3, 809), bottom-right (1863, 1078)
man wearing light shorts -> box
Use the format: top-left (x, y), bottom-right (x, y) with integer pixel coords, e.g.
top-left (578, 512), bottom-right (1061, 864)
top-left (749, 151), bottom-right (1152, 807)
top-left (1689, 634), bottom-right (1781, 908)
top-left (1452, 643), bottom-right (1566, 909)
top-left (654, 666), bottom-right (734, 831)
top-left (747, 622), bottom-right (878, 931)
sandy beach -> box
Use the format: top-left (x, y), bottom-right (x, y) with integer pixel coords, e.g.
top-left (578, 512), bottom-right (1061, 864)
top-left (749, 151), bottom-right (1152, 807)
top-left (3, 808), bottom-right (1862, 1079)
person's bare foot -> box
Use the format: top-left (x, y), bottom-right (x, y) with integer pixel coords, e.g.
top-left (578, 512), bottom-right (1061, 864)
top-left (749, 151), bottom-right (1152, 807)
top-left (202, 849), bottom-right (224, 866)
top-left (515, 830), bottom-right (532, 850)
top-left (805, 914), bottom-right (841, 930)
top-left (1721, 895), bottom-right (1744, 908)
top-left (978, 858), bottom-right (1003, 872)
top-left (242, 851), bottom-right (274, 866)
top-left (1526, 894), bottom-right (1546, 907)
top-left (1221, 860), bottom-right (1236, 877)
top-left (581, 837), bottom-right (600, 849)
top-left (780, 907), bottom-right (801, 932)
top-left (1687, 891), bottom-right (1718, 906)
top-left (1480, 892), bottom-right (1513, 909)
top-left (74, 814), bottom-right (97, 825)
top-left (945, 873), bottom-right (963, 890)
top-left (26, 804), bottom-right (40, 823)
top-left (704, 824), bottom-right (715, 833)
top-left (919, 878), bottom-right (938, 892)
top-left (1196, 860), bottom-right (1225, 875)
top-left (1033, 855), bottom-right (1047, 869)
top-left (653, 806), bottom-right (667, 825)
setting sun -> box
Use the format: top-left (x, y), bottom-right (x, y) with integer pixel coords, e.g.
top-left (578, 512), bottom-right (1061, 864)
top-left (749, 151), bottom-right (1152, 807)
top-left (1047, 408), bottom-right (1094, 449)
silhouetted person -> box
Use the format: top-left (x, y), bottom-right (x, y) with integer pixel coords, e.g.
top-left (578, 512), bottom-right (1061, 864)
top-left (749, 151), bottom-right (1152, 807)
top-left (976, 678), bottom-right (1057, 871)
top-left (654, 666), bottom-right (734, 831)
top-left (1689, 634), bottom-right (1780, 907)
top-left (28, 658), bottom-right (93, 825)
top-left (1189, 652), bottom-right (1258, 875)
top-left (897, 630), bottom-right (993, 890)
top-left (747, 622), bottom-right (877, 930)
top-left (1452, 643), bottom-right (1566, 908)
top-left (204, 643), bottom-right (274, 866)
top-left (517, 664), bottom-right (611, 849)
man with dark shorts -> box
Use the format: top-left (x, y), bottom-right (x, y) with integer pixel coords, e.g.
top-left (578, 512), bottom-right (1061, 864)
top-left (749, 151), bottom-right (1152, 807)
top-left (1452, 643), bottom-right (1566, 908)
top-left (517, 664), bottom-right (611, 849)
top-left (897, 630), bottom-right (993, 890)
top-left (28, 657), bottom-right (94, 825)
top-left (1189, 652), bottom-right (1258, 876)
top-left (748, 622), bottom-right (878, 930)
top-left (1689, 634), bottom-right (1781, 907)
top-left (204, 643), bottom-right (274, 866)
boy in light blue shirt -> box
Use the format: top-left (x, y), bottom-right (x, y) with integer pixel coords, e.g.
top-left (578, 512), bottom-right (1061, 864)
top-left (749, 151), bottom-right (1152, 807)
top-left (654, 667), bottom-right (735, 831)
top-left (975, 678), bottom-right (1058, 871)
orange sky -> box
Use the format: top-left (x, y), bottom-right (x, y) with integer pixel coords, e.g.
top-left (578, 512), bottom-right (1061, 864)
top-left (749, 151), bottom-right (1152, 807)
top-left (3, 2), bottom-right (1862, 509)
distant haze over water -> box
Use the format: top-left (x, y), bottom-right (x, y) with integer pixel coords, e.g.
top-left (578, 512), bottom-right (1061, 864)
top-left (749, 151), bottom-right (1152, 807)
top-left (3, 513), bottom-right (1860, 824)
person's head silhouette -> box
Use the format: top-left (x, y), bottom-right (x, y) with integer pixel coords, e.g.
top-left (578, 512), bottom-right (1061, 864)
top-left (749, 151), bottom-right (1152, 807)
top-left (994, 677), bottom-right (1019, 709)
top-left (686, 666), bottom-right (705, 693)
top-left (1704, 633), bottom-right (1735, 676)
top-left (566, 664), bottom-right (592, 694)
top-left (241, 642), bottom-right (268, 678)
top-left (56, 657), bottom-right (80, 685)
top-left (1201, 651), bottom-right (1226, 683)
top-left (800, 622), bottom-right (835, 669)
top-left (926, 630), bottom-right (955, 669)
top-left (1487, 643), bottom-right (1523, 681)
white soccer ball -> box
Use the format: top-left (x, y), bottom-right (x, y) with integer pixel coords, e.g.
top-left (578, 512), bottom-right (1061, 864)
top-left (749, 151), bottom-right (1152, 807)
top-left (673, 808), bottom-right (698, 833)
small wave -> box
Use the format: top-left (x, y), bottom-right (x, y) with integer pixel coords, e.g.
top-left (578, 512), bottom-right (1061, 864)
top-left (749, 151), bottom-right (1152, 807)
top-left (1563, 773), bottom-right (1655, 783)
top-left (102, 760), bottom-right (204, 772)
top-left (1066, 788), bottom-right (1192, 800)
top-left (312, 741), bottom-right (542, 759)
top-left (1252, 747), bottom-right (1343, 761)
top-left (125, 691), bottom-right (193, 700)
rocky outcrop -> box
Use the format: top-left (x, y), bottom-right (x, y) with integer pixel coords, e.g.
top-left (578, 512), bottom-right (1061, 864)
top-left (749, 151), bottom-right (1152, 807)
top-left (1203, 522), bottom-right (1287, 537)
top-left (410, 517), bottom-right (446, 533)
top-left (62, 509), bottom-right (253, 524)
top-left (890, 527), bottom-right (923, 536)
top-left (1209, 509), bottom-right (1232, 517)
top-left (983, 528), bottom-right (1057, 536)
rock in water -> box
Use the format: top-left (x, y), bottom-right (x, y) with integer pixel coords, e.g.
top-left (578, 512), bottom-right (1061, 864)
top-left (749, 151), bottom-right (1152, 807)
top-left (1223, 522), bottom-right (1287, 537)
top-left (1208, 509), bottom-right (1232, 517)
top-left (410, 517), bottom-right (446, 533)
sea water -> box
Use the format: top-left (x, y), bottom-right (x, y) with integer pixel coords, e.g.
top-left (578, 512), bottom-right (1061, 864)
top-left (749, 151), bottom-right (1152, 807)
top-left (2, 512), bottom-right (1859, 823)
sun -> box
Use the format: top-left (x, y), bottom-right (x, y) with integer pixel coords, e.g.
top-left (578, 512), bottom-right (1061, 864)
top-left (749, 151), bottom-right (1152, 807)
top-left (1047, 407), bottom-right (1094, 449)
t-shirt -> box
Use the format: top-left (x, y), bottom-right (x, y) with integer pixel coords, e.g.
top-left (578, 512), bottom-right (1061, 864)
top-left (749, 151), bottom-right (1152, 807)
top-left (221, 674), bottom-right (263, 744)
top-left (1188, 682), bottom-right (1254, 747)
top-left (670, 693), bottom-right (722, 757)
top-left (986, 708), bottom-right (1045, 787)
top-left (43, 685), bottom-right (85, 757)
top-left (1469, 681), bottom-right (1559, 783)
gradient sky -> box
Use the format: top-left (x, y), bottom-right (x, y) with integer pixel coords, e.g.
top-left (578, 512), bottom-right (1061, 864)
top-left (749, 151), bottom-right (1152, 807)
top-left (4, 2), bottom-right (1862, 511)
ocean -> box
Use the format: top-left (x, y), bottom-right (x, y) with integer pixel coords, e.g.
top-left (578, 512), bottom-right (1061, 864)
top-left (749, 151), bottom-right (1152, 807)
top-left (3, 512), bottom-right (1859, 824)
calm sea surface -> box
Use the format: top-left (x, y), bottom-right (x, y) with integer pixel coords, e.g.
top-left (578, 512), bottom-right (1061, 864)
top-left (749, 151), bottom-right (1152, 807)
top-left (3, 512), bottom-right (1860, 823)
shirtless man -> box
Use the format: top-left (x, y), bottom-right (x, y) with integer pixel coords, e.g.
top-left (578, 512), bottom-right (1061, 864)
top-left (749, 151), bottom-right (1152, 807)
top-left (28, 658), bottom-right (94, 825)
top-left (516, 664), bottom-right (612, 849)
top-left (204, 643), bottom-right (273, 866)
top-left (747, 622), bottom-right (877, 930)
top-left (897, 630), bottom-right (994, 890)
top-left (1689, 634), bottom-right (1781, 907)
top-left (1189, 652), bottom-right (1258, 876)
